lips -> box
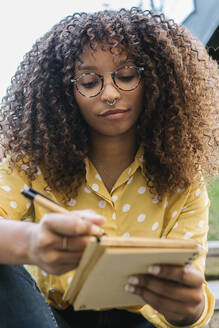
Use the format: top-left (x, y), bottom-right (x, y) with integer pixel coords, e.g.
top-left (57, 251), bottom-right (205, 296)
top-left (100, 109), bottom-right (129, 117)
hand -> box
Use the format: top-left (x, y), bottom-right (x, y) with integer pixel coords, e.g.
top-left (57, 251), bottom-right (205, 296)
top-left (125, 264), bottom-right (205, 326)
top-left (26, 210), bottom-right (105, 275)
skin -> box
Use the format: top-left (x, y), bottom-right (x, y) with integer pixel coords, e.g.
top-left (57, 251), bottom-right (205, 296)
top-left (74, 45), bottom-right (144, 191)
top-left (74, 44), bottom-right (205, 326)
top-left (0, 210), bottom-right (105, 275)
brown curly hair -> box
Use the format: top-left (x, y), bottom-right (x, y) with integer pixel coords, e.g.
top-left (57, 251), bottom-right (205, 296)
top-left (0, 8), bottom-right (219, 201)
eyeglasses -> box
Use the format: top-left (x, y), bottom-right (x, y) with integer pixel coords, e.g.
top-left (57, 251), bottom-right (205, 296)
top-left (71, 66), bottom-right (144, 98)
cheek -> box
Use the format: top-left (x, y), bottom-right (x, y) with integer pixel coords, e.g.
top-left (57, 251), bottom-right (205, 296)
top-left (131, 89), bottom-right (144, 114)
top-left (75, 97), bottom-right (96, 126)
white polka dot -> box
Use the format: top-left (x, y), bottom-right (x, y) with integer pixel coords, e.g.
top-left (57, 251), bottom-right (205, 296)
top-left (137, 214), bottom-right (146, 222)
top-left (122, 204), bottom-right (131, 212)
top-left (122, 232), bottom-right (130, 238)
top-left (184, 232), bottom-right (194, 239)
top-left (128, 167), bottom-right (132, 175)
top-left (199, 220), bottom-right (204, 228)
top-left (10, 201), bottom-right (17, 208)
top-left (112, 195), bottom-right (118, 202)
top-left (41, 270), bottom-right (47, 276)
top-left (0, 159), bottom-right (6, 165)
top-left (1, 185), bottom-right (11, 192)
top-left (21, 164), bottom-right (29, 171)
top-left (139, 155), bottom-right (144, 163)
top-left (67, 198), bottom-right (76, 206)
top-left (23, 184), bottom-right (29, 191)
top-left (45, 186), bottom-right (52, 193)
top-left (99, 200), bottom-right (106, 208)
top-left (177, 187), bottom-right (184, 193)
top-left (95, 173), bottom-right (102, 181)
top-left (172, 210), bottom-right (177, 218)
top-left (199, 245), bottom-right (205, 253)
top-left (188, 210), bottom-right (195, 214)
top-left (173, 221), bottom-right (178, 229)
top-left (26, 202), bottom-right (31, 209)
top-left (152, 222), bottom-right (159, 231)
top-left (112, 212), bottom-right (116, 220)
top-left (164, 201), bottom-right (168, 208)
top-left (196, 189), bottom-right (201, 197)
top-left (152, 195), bottom-right (159, 204)
top-left (127, 176), bottom-right (133, 184)
top-left (152, 314), bottom-right (157, 318)
top-left (84, 186), bottom-right (91, 193)
top-left (182, 206), bottom-right (187, 211)
top-left (36, 167), bottom-right (41, 175)
top-left (138, 186), bottom-right (146, 194)
top-left (67, 277), bottom-right (72, 285)
top-left (204, 198), bottom-right (209, 206)
top-left (92, 184), bottom-right (99, 192)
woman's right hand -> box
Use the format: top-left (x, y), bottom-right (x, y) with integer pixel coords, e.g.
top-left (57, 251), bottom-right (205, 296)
top-left (26, 210), bottom-right (105, 275)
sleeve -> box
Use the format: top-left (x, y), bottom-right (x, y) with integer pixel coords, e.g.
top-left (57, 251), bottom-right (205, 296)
top-left (0, 163), bottom-right (33, 222)
top-left (130, 183), bottom-right (215, 328)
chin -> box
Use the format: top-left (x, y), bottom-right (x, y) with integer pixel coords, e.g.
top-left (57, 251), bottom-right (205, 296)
top-left (98, 127), bottom-right (135, 137)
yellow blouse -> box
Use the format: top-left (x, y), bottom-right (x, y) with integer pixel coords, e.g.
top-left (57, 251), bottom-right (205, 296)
top-left (0, 147), bottom-right (215, 328)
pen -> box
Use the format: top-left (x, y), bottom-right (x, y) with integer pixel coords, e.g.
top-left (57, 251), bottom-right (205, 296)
top-left (21, 187), bottom-right (69, 214)
top-left (21, 187), bottom-right (105, 238)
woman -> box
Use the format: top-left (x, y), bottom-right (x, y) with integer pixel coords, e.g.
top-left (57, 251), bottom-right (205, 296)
top-left (0, 8), bottom-right (218, 328)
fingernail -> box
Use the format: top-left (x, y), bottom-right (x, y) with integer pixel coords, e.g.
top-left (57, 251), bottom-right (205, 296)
top-left (147, 265), bottom-right (160, 275)
top-left (128, 276), bottom-right (139, 285)
top-left (124, 284), bottom-right (135, 293)
top-left (91, 225), bottom-right (104, 236)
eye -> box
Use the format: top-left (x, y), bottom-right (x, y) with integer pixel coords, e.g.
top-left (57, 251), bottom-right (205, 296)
top-left (116, 68), bottom-right (138, 83)
top-left (117, 75), bottom-right (135, 82)
top-left (81, 81), bottom-right (98, 89)
top-left (78, 74), bottom-right (100, 89)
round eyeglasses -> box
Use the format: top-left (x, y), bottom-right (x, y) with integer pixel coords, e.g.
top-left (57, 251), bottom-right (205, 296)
top-left (71, 66), bottom-right (144, 98)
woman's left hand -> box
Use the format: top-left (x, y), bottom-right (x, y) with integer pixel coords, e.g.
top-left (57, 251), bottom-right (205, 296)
top-left (125, 264), bottom-right (205, 326)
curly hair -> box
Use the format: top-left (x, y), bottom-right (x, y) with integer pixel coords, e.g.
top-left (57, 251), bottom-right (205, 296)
top-left (0, 8), bottom-right (219, 201)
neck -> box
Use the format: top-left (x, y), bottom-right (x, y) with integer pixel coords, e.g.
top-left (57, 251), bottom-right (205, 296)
top-left (88, 129), bottom-right (138, 171)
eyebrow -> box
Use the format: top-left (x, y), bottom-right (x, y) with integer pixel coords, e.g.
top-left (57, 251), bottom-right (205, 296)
top-left (77, 59), bottom-right (132, 72)
top-left (77, 65), bottom-right (98, 71)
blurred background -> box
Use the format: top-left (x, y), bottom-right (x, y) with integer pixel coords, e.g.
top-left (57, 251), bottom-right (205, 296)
top-left (0, 0), bottom-right (218, 239)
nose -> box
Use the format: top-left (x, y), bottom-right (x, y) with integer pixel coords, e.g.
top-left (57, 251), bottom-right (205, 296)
top-left (100, 74), bottom-right (120, 103)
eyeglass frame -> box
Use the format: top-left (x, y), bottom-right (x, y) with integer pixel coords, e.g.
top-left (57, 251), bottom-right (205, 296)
top-left (71, 66), bottom-right (144, 98)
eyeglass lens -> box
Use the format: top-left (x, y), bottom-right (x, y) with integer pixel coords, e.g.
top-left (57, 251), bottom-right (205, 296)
top-left (76, 67), bottom-right (141, 97)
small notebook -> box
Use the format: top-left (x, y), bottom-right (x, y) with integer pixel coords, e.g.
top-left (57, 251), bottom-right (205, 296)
top-left (63, 236), bottom-right (200, 311)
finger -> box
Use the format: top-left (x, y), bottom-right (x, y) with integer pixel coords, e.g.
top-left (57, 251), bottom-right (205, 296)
top-left (41, 250), bottom-right (83, 271)
top-left (43, 262), bottom-right (80, 276)
top-left (72, 210), bottom-right (106, 225)
top-left (42, 214), bottom-right (104, 237)
top-left (158, 310), bottom-right (185, 325)
top-left (124, 284), bottom-right (188, 315)
top-left (146, 264), bottom-right (204, 287)
top-left (127, 274), bottom-right (203, 304)
top-left (56, 235), bottom-right (91, 252)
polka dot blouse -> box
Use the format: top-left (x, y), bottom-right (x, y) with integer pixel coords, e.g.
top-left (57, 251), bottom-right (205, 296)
top-left (0, 147), bottom-right (214, 328)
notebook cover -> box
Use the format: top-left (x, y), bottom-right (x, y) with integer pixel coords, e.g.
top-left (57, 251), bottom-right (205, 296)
top-left (63, 236), bottom-right (200, 310)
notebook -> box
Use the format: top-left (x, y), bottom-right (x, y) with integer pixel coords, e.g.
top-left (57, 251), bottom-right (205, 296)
top-left (63, 236), bottom-right (200, 310)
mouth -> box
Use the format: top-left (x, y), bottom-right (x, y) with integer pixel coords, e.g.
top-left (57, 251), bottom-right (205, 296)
top-left (99, 109), bottom-right (130, 118)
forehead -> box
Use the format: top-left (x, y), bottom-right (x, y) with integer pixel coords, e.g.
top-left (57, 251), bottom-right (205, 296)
top-left (75, 43), bottom-right (133, 71)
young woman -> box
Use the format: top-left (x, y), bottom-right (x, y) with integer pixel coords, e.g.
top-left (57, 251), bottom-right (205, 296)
top-left (0, 8), bottom-right (218, 328)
